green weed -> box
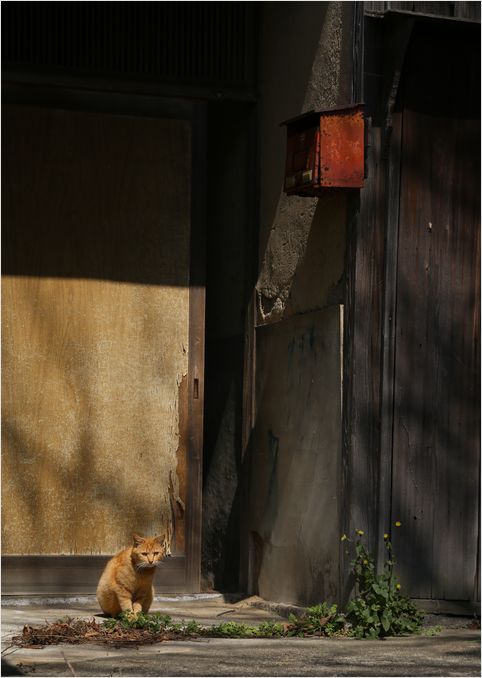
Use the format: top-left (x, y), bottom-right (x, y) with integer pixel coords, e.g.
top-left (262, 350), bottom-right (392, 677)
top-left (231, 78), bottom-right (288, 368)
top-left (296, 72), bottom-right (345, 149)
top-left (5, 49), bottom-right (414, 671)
top-left (101, 528), bottom-right (424, 643)
top-left (343, 526), bottom-right (424, 639)
top-left (287, 603), bottom-right (347, 637)
top-left (421, 625), bottom-right (442, 636)
top-left (103, 611), bottom-right (173, 633)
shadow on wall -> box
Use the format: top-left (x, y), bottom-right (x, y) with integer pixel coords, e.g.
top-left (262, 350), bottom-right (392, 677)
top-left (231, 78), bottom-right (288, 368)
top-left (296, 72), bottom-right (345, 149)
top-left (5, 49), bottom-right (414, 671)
top-left (2, 104), bottom-right (192, 555)
top-left (198, 3), bottom-right (354, 591)
top-left (258, 195), bottom-right (347, 320)
top-left (344, 258), bottom-right (479, 602)
top-left (2, 106), bottom-right (192, 287)
top-left (241, 2), bottom-right (354, 606)
top-left (248, 9), bottom-right (480, 606)
top-left (201, 340), bottom-right (243, 591)
top-left (256, 1), bottom-right (354, 324)
top-left (382, 24), bottom-right (480, 603)
top-left (342, 20), bottom-right (480, 605)
top-left (1, 278), bottom-right (183, 554)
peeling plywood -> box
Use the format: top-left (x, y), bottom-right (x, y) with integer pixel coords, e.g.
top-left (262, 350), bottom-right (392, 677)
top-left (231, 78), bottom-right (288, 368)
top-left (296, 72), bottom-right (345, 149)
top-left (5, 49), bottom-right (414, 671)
top-left (169, 373), bottom-right (189, 555)
top-left (2, 106), bottom-right (191, 556)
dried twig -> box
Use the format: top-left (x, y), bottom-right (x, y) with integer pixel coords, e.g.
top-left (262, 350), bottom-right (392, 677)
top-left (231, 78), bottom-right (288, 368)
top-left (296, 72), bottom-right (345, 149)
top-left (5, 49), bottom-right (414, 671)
top-left (62, 651), bottom-right (77, 677)
top-left (1, 645), bottom-right (18, 657)
top-left (12, 618), bottom-right (178, 649)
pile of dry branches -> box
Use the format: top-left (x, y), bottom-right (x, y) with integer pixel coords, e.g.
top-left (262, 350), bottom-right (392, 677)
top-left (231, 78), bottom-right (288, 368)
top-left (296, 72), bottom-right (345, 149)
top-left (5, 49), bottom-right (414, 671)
top-left (12, 618), bottom-right (180, 649)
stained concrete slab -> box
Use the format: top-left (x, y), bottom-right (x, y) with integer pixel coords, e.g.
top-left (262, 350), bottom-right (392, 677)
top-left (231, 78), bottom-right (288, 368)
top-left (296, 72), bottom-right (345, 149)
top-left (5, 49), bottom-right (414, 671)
top-left (2, 595), bottom-right (480, 677)
top-left (248, 307), bottom-right (344, 605)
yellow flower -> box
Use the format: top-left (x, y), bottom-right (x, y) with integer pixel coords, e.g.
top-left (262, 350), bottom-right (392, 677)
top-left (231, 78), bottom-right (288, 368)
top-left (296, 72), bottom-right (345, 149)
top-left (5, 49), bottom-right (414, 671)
top-left (383, 533), bottom-right (389, 540)
top-left (395, 521), bottom-right (401, 527)
top-left (356, 529), bottom-right (364, 536)
top-left (341, 534), bottom-right (347, 542)
top-left (396, 584), bottom-right (401, 590)
top-left (363, 559), bottom-right (368, 565)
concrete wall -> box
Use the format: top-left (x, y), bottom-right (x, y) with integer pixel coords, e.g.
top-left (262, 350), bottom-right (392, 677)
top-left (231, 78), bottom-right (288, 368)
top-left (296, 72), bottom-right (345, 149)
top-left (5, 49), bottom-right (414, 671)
top-left (256, 1), bottom-right (353, 324)
top-left (248, 307), bottom-right (344, 604)
top-left (245, 1), bottom-right (355, 605)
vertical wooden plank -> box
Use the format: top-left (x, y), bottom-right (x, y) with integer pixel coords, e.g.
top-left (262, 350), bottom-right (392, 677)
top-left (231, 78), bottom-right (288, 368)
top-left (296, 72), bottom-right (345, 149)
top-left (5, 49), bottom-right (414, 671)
top-left (387, 2), bottom-right (415, 11)
top-left (377, 110), bottom-right (402, 571)
top-left (240, 101), bottom-right (260, 596)
top-left (363, 2), bottom-right (387, 14)
top-left (455, 2), bottom-right (481, 20)
top-left (352, 1), bottom-right (365, 104)
top-left (411, 2), bottom-right (451, 16)
top-left (429, 107), bottom-right (480, 600)
top-left (476, 245), bottom-right (481, 606)
top-left (391, 104), bottom-right (438, 598)
top-left (342, 120), bottom-right (385, 596)
top-left (240, 289), bottom-right (257, 596)
top-left (185, 102), bottom-right (207, 592)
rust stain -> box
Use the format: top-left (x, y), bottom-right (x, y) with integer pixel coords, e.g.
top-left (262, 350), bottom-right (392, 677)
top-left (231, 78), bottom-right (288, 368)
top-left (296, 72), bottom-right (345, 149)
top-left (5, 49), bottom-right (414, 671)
top-left (319, 108), bottom-right (364, 187)
top-left (282, 105), bottom-right (364, 195)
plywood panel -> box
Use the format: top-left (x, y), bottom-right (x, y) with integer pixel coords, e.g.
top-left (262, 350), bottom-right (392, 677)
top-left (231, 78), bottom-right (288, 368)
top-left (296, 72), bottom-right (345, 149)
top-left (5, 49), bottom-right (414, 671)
top-left (2, 106), bottom-right (191, 555)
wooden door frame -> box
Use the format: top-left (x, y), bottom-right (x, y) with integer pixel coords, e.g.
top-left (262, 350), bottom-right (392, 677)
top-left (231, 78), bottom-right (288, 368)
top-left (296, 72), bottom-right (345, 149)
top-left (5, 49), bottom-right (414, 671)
top-left (1, 83), bottom-right (206, 595)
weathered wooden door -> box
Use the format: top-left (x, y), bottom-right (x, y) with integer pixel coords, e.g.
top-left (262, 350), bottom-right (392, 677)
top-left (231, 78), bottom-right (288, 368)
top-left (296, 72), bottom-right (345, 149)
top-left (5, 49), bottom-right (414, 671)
top-left (2, 98), bottom-right (204, 593)
top-left (388, 23), bottom-right (480, 606)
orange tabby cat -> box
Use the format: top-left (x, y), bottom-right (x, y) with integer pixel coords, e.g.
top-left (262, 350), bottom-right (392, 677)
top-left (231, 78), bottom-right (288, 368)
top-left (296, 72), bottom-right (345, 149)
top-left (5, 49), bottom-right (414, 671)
top-left (97, 532), bottom-right (171, 617)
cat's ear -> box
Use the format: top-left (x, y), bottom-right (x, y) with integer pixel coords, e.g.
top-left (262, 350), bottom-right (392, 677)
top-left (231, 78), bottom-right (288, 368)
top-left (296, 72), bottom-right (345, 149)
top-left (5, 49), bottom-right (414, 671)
top-left (133, 533), bottom-right (144, 547)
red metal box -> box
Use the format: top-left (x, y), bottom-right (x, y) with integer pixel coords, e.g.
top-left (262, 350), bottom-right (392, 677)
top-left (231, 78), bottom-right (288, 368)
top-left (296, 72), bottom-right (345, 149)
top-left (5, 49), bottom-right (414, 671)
top-left (281, 104), bottom-right (365, 195)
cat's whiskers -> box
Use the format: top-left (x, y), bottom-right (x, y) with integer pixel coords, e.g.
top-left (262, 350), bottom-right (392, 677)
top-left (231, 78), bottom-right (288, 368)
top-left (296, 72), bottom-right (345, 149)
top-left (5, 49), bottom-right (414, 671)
top-left (136, 560), bottom-right (161, 571)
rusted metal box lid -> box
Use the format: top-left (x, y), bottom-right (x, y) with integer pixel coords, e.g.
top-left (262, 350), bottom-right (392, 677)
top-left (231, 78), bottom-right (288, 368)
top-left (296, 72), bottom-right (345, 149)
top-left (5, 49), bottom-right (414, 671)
top-left (281, 104), bottom-right (365, 195)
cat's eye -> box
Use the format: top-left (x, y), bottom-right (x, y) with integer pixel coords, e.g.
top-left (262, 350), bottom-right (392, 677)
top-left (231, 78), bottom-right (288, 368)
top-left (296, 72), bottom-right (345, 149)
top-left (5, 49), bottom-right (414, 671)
top-left (141, 552), bottom-right (148, 556)
top-left (153, 551), bottom-right (160, 556)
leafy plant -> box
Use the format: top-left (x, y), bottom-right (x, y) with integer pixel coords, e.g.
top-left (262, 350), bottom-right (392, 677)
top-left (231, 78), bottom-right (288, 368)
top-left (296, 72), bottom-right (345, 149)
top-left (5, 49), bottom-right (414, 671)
top-left (256, 621), bottom-right (285, 637)
top-left (208, 621), bottom-right (257, 637)
top-left (182, 619), bottom-right (203, 635)
top-left (102, 615), bottom-right (285, 639)
top-left (343, 526), bottom-right (424, 638)
top-left (421, 625), bottom-right (442, 636)
top-left (103, 611), bottom-right (172, 633)
top-left (287, 602), bottom-right (347, 637)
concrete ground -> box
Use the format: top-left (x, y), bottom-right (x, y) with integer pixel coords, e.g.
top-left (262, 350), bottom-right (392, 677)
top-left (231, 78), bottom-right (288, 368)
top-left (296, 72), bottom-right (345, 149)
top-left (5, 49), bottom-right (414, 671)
top-left (1, 594), bottom-right (480, 677)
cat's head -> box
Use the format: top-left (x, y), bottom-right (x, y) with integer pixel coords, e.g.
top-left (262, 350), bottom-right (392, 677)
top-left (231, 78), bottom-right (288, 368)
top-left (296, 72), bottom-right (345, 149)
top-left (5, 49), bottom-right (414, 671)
top-left (131, 532), bottom-right (172, 570)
